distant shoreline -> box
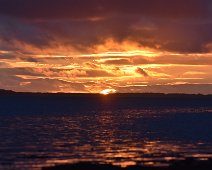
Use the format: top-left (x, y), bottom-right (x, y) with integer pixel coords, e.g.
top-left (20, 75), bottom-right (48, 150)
top-left (43, 158), bottom-right (212, 170)
top-left (1, 89), bottom-right (212, 97)
top-left (1, 88), bottom-right (212, 111)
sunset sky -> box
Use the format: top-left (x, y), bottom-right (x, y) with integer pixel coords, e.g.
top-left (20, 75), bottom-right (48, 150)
top-left (0, 0), bottom-right (212, 93)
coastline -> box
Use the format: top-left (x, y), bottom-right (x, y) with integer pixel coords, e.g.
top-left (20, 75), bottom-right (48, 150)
top-left (43, 158), bottom-right (212, 170)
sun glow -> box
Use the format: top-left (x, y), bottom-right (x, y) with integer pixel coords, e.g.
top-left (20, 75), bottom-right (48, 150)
top-left (80, 39), bottom-right (160, 58)
top-left (100, 89), bottom-right (117, 95)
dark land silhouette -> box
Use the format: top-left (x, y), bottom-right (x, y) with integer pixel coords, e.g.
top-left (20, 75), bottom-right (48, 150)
top-left (1, 89), bottom-right (212, 114)
top-left (43, 158), bottom-right (212, 170)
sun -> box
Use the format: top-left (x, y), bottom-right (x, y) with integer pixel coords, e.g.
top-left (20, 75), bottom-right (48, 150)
top-left (100, 89), bottom-right (117, 95)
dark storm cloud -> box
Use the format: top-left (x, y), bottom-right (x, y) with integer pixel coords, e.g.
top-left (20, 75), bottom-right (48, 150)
top-left (0, 0), bottom-right (211, 19)
top-left (0, 0), bottom-right (212, 53)
top-left (0, 16), bottom-right (51, 48)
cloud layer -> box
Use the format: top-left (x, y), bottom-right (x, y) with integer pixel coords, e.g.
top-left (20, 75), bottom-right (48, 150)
top-left (0, 0), bottom-right (212, 93)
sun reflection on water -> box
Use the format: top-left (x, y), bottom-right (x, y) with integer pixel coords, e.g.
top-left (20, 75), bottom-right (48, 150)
top-left (1, 108), bottom-right (212, 169)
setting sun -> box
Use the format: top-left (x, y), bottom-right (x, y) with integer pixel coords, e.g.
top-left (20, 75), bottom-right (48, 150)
top-left (100, 89), bottom-right (117, 95)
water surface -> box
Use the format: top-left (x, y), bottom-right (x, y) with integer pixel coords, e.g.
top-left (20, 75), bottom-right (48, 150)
top-left (0, 94), bottom-right (212, 169)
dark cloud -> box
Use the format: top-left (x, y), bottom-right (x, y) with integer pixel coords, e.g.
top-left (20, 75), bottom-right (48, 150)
top-left (46, 68), bottom-right (115, 78)
top-left (21, 78), bottom-right (86, 92)
top-left (85, 70), bottom-right (114, 77)
top-left (0, 16), bottom-right (52, 49)
top-left (0, 67), bottom-right (44, 77)
top-left (24, 57), bottom-right (39, 63)
top-left (102, 59), bottom-right (131, 65)
top-left (135, 67), bottom-right (149, 77)
top-left (0, 51), bottom-right (39, 62)
top-left (1, 0), bottom-right (212, 93)
top-left (0, 52), bottom-right (17, 59)
top-left (115, 84), bottom-right (212, 94)
top-left (85, 62), bottom-right (99, 69)
top-left (0, 0), bottom-right (103, 20)
top-left (0, 73), bottom-right (86, 92)
top-left (0, 0), bottom-right (211, 19)
top-left (0, 62), bottom-right (10, 68)
top-left (0, 0), bottom-right (212, 53)
top-left (132, 55), bottom-right (212, 65)
top-left (0, 75), bottom-right (23, 89)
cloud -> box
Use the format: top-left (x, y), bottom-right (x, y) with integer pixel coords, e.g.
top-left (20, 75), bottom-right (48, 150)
top-left (102, 59), bottom-right (131, 65)
top-left (21, 78), bottom-right (86, 92)
top-left (85, 70), bottom-right (115, 77)
top-left (0, 0), bottom-right (211, 19)
top-left (0, 74), bottom-right (86, 92)
top-left (0, 67), bottom-right (43, 77)
top-left (0, 16), bottom-right (51, 49)
top-left (0, 62), bottom-right (10, 68)
top-left (115, 84), bottom-right (212, 94)
top-left (131, 54), bottom-right (212, 65)
top-left (1, 0), bottom-right (212, 93)
top-left (135, 67), bottom-right (149, 77)
top-left (0, 1), bottom-right (211, 53)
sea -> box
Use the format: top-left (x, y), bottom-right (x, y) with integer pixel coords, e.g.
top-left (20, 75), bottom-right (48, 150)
top-left (0, 93), bottom-right (212, 170)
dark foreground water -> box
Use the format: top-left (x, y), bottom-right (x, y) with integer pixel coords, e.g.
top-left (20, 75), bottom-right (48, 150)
top-left (0, 93), bottom-right (212, 170)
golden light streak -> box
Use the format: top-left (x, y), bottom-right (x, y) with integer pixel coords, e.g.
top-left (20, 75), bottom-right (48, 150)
top-left (81, 50), bottom-right (158, 57)
top-left (0, 50), bottom-right (11, 54)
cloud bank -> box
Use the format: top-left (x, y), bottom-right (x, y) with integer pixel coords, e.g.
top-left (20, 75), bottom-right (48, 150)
top-left (0, 0), bottom-right (212, 93)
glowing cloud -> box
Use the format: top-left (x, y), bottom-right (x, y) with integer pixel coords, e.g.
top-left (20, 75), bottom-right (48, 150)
top-left (1, 0), bottom-right (212, 93)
